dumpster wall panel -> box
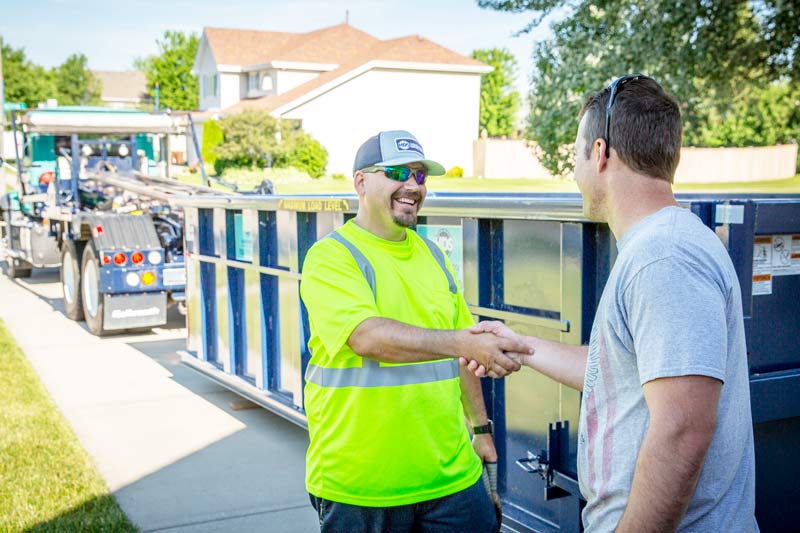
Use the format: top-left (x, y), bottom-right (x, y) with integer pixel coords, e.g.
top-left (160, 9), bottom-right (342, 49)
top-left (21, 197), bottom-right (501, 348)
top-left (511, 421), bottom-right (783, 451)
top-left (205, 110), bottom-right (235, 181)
top-left (214, 263), bottom-right (231, 373)
top-left (503, 220), bottom-right (562, 313)
top-left (278, 277), bottom-right (304, 408)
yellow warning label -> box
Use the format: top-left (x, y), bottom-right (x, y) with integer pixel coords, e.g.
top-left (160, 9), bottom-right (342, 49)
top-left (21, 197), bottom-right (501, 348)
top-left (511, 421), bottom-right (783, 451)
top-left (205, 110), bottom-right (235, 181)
top-left (278, 199), bottom-right (350, 213)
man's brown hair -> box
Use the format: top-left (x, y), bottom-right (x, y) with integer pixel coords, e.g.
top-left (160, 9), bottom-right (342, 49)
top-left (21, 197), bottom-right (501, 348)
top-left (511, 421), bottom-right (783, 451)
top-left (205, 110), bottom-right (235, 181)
top-left (578, 77), bottom-right (682, 182)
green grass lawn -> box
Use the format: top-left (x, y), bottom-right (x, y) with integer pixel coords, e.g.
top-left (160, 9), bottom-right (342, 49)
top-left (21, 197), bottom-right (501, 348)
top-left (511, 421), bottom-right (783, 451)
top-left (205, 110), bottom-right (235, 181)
top-left (0, 321), bottom-right (137, 533)
top-left (178, 167), bottom-right (800, 195)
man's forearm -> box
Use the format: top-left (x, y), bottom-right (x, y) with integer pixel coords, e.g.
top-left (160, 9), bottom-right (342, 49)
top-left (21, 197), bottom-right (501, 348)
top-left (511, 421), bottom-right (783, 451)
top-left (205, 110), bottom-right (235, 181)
top-left (616, 425), bottom-right (710, 532)
top-left (348, 317), bottom-right (469, 363)
top-left (459, 367), bottom-right (489, 426)
top-left (521, 336), bottom-right (588, 391)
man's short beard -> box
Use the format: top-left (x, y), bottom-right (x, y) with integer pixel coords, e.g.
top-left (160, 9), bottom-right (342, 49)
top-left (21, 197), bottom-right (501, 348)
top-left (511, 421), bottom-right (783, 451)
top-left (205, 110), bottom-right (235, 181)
top-left (392, 212), bottom-right (417, 228)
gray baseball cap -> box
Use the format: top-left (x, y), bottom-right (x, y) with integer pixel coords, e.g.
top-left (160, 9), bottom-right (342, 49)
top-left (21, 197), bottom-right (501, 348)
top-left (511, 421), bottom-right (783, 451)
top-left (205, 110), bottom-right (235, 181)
top-left (352, 130), bottom-right (446, 176)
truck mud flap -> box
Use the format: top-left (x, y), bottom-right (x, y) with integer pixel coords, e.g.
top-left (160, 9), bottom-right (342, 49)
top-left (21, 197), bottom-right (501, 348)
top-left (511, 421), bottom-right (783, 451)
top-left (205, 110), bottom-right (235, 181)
top-left (102, 292), bottom-right (167, 330)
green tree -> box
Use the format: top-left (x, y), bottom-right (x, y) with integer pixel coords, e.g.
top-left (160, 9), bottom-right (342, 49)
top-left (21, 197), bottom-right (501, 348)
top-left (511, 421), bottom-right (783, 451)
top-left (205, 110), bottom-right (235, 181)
top-left (53, 54), bottom-right (101, 106)
top-left (1, 43), bottom-right (55, 109)
top-left (472, 48), bottom-right (521, 137)
top-left (136, 31), bottom-right (199, 110)
top-left (477, 0), bottom-right (800, 176)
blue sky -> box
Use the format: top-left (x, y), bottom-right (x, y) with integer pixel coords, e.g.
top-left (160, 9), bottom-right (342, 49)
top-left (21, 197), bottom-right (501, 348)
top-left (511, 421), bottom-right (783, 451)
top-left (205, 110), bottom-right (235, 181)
top-left (0, 0), bottom-right (556, 99)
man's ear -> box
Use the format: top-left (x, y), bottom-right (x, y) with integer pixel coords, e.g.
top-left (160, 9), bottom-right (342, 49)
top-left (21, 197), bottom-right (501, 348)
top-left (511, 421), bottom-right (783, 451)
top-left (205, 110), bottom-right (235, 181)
top-left (353, 171), bottom-right (367, 194)
top-left (595, 138), bottom-right (609, 172)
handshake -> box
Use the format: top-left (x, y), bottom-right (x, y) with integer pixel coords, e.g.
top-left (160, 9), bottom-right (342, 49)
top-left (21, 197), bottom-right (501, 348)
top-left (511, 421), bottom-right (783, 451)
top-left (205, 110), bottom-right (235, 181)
top-left (459, 321), bottom-right (535, 379)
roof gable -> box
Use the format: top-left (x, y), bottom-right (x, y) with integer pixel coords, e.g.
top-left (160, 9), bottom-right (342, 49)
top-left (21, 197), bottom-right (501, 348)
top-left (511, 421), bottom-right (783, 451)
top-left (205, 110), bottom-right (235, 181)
top-left (201, 23), bottom-right (491, 115)
top-left (202, 23), bottom-right (484, 70)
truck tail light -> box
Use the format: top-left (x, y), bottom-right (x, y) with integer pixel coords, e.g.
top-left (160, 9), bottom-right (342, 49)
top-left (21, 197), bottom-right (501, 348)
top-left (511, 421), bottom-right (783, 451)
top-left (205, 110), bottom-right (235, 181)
top-left (102, 254), bottom-right (111, 265)
top-left (141, 272), bottom-right (156, 285)
top-left (113, 252), bottom-right (127, 266)
top-left (131, 251), bottom-right (144, 265)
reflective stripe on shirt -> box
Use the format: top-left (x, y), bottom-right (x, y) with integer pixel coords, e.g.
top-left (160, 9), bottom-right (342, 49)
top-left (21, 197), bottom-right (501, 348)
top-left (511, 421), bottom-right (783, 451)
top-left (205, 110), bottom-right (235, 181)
top-left (305, 358), bottom-right (459, 388)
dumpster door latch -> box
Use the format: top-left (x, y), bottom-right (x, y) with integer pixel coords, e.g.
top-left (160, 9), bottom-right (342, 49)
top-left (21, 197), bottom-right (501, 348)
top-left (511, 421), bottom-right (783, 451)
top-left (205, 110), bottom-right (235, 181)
top-left (516, 420), bottom-right (580, 501)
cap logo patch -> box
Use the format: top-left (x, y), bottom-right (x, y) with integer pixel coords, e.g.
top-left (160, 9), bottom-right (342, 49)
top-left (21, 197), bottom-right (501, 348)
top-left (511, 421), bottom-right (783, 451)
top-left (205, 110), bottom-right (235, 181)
top-left (395, 138), bottom-right (423, 155)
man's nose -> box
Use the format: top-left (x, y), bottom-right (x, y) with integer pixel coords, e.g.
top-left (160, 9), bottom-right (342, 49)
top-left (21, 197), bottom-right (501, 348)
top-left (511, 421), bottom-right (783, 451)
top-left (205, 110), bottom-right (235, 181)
top-left (402, 174), bottom-right (421, 191)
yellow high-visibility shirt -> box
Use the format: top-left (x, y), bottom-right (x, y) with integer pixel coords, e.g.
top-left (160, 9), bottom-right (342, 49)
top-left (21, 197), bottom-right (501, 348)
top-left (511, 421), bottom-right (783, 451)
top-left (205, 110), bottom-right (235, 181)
top-left (300, 219), bottom-right (481, 507)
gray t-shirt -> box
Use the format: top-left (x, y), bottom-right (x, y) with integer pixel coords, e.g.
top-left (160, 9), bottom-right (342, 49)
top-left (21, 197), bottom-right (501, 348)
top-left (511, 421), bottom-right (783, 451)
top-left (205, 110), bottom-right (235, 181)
top-left (578, 206), bottom-right (758, 532)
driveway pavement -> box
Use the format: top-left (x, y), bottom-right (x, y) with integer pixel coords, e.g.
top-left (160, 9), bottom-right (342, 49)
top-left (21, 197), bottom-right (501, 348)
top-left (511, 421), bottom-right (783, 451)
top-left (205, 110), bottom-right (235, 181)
top-left (0, 264), bottom-right (318, 532)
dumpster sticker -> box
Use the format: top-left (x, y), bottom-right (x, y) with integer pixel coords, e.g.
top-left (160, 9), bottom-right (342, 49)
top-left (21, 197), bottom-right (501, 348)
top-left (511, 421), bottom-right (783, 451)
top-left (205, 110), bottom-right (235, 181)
top-left (769, 234), bottom-right (800, 276)
top-left (278, 198), bottom-right (350, 212)
top-left (234, 213), bottom-right (253, 262)
top-left (417, 224), bottom-right (463, 290)
top-left (752, 236), bottom-right (773, 295)
top-left (714, 204), bottom-right (744, 225)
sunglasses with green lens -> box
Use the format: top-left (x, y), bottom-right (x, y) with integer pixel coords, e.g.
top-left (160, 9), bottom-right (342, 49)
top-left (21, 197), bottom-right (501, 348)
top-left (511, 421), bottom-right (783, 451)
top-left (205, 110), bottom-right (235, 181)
top-left (363, 166), bottom-right (427, 185)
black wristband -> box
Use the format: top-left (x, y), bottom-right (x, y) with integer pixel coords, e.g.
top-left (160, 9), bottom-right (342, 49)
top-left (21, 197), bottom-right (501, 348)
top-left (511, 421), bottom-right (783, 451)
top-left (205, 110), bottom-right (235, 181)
top-left (473, 420), bottom-right (493, 435)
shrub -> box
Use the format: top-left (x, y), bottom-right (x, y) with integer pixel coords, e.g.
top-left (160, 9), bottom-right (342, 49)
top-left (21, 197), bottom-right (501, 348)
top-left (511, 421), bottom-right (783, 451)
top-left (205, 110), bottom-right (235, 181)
top-left (211, 110), bottom-right (328, 177)
top-left (201, 119), bottom-right (223, 166)
top-left (330, 173), bottom-right (348, 180)
top-left (281, 132), bottom-right (328, 178)
top-left (214, 110), bottom-right (280, 172)
top-left (444, 166), bottom-right (464, 178)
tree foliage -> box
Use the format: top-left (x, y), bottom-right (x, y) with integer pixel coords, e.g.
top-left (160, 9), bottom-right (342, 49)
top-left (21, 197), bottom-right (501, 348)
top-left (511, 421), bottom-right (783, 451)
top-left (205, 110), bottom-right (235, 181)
top-left (136, 31), bottom-right (199, 111)
top-left (213, 110), bottom-right (328, 178)
top-left (1, 43), bottom-right (56, 108)
top-left (2, 44), bottom-right (100, 109)
top-left (52, 54), bottom-right (101, 105)
top-left (472, 48), bottom-right (521, 137)
top-left (477, 0), bottom-right (800, 176)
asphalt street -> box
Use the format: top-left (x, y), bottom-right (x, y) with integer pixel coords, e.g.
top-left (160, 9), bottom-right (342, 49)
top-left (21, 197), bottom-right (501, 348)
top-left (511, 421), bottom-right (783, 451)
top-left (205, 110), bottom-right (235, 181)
top-left (0, 264), bottom-right (318, 533)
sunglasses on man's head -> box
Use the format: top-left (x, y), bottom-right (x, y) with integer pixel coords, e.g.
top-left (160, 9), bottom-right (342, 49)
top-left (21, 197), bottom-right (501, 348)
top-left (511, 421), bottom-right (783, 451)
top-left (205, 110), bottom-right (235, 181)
top-left (363, 166), bottom-right (428, 185)
top-left (604, 73), bottom-right (654, 158)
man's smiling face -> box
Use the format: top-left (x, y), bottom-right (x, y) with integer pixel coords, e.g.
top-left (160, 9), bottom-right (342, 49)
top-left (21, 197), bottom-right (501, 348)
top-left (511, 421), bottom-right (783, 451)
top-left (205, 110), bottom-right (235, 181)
top-left (356, 162), bottom-right (427, 239)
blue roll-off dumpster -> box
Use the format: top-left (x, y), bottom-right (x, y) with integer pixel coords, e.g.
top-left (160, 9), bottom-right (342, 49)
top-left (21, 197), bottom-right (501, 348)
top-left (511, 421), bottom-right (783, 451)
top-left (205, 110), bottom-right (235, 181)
top-left (174, 192), bottom-right (800, 532)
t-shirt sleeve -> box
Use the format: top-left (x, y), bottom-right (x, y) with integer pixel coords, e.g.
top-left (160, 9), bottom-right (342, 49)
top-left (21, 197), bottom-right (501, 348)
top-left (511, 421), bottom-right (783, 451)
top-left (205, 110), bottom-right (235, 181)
top-left (300, 240), bottom-right (379, 357)
top-left (624, 256), bottom-right (729, 385)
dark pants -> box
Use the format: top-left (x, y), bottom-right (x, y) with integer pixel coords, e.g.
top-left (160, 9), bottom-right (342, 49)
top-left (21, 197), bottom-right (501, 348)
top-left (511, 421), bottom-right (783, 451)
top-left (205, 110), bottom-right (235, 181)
top-left (309, 479), bottom-right (498, 533)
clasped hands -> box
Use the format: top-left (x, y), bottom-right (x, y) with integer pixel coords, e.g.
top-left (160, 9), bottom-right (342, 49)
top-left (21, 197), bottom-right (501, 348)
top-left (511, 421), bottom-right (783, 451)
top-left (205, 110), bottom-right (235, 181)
top-left (460, 321), bottom-right (533, 378)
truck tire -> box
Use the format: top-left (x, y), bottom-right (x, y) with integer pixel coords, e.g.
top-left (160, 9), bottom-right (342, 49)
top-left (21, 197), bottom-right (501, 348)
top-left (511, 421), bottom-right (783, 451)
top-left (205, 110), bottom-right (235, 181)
top-left (61, 241), bottom-right (85, 320)
top-left (80, 241), bottom-right (109, 336)
top-left (7, 256), bottom-right (33, 278)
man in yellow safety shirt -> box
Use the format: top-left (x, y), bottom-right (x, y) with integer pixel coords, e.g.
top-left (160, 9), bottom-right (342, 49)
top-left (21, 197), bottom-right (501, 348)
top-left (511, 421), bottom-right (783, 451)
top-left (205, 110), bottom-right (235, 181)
top-left (300, 130), bottom-right (529, 532)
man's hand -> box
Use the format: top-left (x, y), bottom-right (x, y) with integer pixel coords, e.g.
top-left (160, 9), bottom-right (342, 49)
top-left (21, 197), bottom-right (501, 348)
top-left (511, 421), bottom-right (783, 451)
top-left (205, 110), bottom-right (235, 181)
top-left (461, 331), bottom-right (526, 377)
top-left (460, 321), bottom-right (534, 378)
top-left (471, 433), bottom-right (498, 463)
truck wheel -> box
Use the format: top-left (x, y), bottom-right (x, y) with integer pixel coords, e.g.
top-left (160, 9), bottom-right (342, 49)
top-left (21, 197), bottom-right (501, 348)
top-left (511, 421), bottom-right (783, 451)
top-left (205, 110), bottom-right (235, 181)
top-left (7, 258), bottom-right (33, 278)
top-left (80, 242), bottom-right (108, 336)
top-left (61, 241), bottom-right (85, 320)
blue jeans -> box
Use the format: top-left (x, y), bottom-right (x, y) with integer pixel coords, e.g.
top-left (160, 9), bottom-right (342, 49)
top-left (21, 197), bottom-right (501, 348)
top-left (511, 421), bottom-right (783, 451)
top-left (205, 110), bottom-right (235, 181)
top-left (309, 479), bottom-right (498, 533)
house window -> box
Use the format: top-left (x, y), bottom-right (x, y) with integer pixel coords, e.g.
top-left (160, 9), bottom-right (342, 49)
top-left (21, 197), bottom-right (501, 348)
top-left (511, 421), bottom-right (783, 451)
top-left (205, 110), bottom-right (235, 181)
top-left (203, 74), bottom-right (218, 98)
top-left (248, 72), bottom-right (261, 92)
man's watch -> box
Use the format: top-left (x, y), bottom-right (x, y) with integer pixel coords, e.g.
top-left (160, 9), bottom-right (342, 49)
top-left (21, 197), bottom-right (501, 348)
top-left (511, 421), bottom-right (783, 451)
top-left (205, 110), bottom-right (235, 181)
top-left (473, 420), bottom-right (493, 435)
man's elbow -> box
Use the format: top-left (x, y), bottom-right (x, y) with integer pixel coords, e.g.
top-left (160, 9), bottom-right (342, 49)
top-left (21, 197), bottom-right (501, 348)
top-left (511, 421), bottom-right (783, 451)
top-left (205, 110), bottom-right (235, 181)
top-left (347, 318), bottom-right (384, 359)
top-left (659, 417), bottom-right (717, 465)
top-left (347, 330), bottom-right (373, 358)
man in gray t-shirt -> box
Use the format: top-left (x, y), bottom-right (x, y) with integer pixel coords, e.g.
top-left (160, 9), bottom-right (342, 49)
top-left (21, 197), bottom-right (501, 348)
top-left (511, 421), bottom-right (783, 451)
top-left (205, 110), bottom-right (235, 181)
top-left (579, 205), bottom-right (757, 531)
top-left (463, 75), bottom-right (758, 531)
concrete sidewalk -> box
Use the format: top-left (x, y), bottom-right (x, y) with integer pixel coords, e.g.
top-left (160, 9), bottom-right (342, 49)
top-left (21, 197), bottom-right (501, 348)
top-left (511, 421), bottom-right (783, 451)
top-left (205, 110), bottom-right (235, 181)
top-left (0, 266), bottom-right (318, 532)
